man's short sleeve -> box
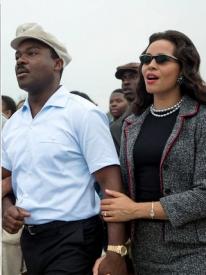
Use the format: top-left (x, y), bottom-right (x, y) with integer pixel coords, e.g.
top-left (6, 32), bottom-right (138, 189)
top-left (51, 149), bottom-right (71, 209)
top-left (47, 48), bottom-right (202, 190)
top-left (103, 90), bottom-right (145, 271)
top-left (78, 109), bottom-right (119, 173)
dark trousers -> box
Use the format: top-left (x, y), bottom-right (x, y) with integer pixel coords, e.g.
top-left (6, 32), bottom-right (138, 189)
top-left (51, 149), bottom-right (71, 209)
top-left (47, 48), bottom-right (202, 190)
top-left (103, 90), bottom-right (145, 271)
top-left (21, 216), bottom-right (103, 275)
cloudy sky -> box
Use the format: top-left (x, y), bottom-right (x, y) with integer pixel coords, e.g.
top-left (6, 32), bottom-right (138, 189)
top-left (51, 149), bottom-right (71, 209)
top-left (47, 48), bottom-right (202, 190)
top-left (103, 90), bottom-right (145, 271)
top-left (2, 0), bottom-right (206, 112)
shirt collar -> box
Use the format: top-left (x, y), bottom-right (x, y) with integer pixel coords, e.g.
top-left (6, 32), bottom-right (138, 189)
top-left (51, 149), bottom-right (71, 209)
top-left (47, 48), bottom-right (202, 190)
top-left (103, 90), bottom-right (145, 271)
top-left (21, 85), bottom-right (69, 112)
top-left (43, 85), bottom-right (69, 108)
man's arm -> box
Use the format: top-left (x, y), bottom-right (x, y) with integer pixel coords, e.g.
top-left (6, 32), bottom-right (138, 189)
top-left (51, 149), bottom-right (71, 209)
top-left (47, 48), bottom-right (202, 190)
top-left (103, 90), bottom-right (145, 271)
top-left (95, 165), bottom-right (127, 244)
top-left (2, 167), bottom-right (30, 234)
top-left (2, 176), bottom-right (12, 198)
top-left (94, 165), bottom-right (128, 275)
top-left (2, 166), bottom-right (12, 179)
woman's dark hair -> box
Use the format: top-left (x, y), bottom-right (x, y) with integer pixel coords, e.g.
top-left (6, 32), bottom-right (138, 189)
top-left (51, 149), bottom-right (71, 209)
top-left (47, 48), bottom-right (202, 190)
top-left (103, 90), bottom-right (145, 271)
top-left (2, 95), bottom-right (17, 115)
top-left (133, 30), bottom-right (206, 114)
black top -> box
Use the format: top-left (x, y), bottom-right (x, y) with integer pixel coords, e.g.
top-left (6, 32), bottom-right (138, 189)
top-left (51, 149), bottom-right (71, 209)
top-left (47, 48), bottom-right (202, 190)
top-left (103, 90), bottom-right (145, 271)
top-left (133, 110), bottom-right (178, 202)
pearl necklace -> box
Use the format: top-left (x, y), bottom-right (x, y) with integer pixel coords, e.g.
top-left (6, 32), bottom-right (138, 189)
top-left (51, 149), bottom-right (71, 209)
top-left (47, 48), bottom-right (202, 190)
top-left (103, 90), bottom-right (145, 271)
top-left (150, 98), bottom-right (183, 118)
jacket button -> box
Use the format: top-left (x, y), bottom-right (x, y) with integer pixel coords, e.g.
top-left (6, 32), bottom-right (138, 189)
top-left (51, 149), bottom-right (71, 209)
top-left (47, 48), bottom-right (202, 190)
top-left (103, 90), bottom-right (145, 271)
top-left (164, 188), bottom-right (171, 194)
top-left (163, 164), bottom-right (169, 170)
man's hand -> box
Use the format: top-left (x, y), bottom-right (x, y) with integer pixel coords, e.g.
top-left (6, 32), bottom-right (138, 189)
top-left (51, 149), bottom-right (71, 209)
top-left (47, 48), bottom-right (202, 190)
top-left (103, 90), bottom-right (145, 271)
top-left (3, 205), bottom-right (30, 234)
top-left (94, 166), bottom-right (128, 274)
top-left (93, 252), bottom-right (128, 275)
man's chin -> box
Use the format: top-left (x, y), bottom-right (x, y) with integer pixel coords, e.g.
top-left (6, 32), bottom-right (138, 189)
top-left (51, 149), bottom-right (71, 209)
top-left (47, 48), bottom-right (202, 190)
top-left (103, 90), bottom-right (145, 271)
top-left (17, 82), bottom-right (30, 92)
top-left (124, 93), bottom-right (135, 102)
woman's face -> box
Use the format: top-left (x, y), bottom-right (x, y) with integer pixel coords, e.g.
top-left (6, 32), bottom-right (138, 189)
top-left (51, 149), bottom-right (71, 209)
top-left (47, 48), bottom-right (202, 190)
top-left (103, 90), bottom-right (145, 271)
top-left (141, 39), bottom-right (181, 98)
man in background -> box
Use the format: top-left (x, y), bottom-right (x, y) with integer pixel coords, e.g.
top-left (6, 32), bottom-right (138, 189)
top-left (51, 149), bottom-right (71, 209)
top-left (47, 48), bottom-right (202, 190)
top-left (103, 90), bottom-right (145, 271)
top-left (115, 62), bottom-right (139, 103)
top-left (110, 62), bottom-right (139, 155)
top-left (2, 95), bottom-right (17, 118)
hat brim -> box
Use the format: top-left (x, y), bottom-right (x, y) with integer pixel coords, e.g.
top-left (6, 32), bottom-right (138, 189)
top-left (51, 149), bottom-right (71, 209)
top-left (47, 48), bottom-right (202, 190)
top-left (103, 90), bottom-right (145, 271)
top-left (115, 68), bottom-right (138, 80)
top-left (11, 35), bottom-right (56, 52)
top-left (11, 35), bottom-right (71, 67)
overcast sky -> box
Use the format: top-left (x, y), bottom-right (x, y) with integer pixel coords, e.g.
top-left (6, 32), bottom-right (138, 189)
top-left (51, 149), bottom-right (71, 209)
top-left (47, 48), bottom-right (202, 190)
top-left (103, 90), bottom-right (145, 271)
top-left (2, 0), bottom-right (206, 112)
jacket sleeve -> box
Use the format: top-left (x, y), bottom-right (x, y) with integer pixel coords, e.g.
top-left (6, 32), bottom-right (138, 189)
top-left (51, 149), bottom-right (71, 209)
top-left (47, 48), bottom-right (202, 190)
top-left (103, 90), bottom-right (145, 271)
top-left (160, 110), bottom-right (206, 227)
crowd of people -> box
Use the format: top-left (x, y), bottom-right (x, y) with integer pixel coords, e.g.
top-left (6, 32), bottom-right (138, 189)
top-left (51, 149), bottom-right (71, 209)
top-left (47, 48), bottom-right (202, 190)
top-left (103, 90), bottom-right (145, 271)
top-left (1, 22), bottom-right (206, 275)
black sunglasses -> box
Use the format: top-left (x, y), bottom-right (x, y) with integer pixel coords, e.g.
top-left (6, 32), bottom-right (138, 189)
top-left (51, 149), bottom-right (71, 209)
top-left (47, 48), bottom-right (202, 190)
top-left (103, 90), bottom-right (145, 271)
top-left (139, 54), bottom-right (178, 65)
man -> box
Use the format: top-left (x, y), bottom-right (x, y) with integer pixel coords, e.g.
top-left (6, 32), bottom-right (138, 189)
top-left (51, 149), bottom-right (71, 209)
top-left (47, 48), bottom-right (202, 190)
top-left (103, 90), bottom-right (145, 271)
top-left (110, 62), bottom-right (139, 155)
top-left (2, 23), bottom-right (128, 275)
top-left (115, 62), bottom-right (139, 103)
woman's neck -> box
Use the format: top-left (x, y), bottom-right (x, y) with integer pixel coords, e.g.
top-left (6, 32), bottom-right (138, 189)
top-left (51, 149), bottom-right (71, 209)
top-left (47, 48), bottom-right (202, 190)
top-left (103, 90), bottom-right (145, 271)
top-left (153, 91), bottom-right (182, 110)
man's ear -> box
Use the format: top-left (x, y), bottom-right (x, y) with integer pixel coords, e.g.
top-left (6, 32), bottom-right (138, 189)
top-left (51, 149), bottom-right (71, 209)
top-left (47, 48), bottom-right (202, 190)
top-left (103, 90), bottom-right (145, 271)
top-left (54, 58), bottom-right (64, 73)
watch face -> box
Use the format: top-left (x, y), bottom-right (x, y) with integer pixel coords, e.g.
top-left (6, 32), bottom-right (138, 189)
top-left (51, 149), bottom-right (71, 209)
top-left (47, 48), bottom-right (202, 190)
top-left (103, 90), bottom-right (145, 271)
top-left (121, 246), bottom-right (127, 256)
top-left (107, 245), bottom-right (128, 256)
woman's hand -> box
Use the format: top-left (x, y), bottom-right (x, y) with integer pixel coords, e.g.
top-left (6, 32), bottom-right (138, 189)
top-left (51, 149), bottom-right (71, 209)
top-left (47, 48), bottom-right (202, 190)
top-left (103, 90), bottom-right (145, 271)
top-left (101, 190), bottom-right (168, 222)
top-left (101, 189), bottom-right (138, 222)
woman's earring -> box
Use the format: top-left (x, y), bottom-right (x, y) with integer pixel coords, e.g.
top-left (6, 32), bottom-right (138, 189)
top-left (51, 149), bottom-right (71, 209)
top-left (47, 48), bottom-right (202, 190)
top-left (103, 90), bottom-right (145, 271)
top-left (177, 75), bottom-right (184, 85)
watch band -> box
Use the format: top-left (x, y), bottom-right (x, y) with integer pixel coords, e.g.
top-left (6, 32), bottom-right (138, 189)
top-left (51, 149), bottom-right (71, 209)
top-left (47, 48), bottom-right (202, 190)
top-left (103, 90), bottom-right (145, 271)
top-left (107, 245), bottom-right (128, 256)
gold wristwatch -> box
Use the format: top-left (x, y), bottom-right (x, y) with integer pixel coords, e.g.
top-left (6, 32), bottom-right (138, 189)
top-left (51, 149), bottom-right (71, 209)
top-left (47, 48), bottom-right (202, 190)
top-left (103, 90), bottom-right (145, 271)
top-left (107, 245), bottom-right (128, 256)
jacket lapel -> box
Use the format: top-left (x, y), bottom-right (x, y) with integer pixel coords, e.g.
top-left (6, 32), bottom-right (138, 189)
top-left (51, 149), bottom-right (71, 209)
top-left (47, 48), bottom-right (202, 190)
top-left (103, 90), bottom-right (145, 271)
top-left (160, 95), bottom-right (200, 191)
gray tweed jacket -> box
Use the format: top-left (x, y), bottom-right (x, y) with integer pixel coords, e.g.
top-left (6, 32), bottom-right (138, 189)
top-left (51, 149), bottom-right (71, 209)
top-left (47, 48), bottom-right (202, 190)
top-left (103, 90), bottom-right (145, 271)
top-left (120, 95), bottom-right (206, 244)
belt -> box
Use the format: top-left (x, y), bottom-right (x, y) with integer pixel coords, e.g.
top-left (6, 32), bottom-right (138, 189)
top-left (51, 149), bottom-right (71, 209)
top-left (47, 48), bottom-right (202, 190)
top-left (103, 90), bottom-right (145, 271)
top-left (24, 221), bottom-right (66, 235)
top-left (24, 215), bottom-right (99, 236)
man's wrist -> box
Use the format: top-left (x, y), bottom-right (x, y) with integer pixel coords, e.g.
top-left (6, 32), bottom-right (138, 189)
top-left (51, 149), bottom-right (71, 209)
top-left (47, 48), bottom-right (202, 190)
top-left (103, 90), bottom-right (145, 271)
top-left (106, 250), bottom-right (123, 257)
top-left (107, 244), bottom-right (128, 256)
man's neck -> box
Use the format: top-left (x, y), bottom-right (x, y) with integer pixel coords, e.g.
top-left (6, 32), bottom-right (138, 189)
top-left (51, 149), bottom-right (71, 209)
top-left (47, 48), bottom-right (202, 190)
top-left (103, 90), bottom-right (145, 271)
top-left (28, 84), bottom-right (60, 118)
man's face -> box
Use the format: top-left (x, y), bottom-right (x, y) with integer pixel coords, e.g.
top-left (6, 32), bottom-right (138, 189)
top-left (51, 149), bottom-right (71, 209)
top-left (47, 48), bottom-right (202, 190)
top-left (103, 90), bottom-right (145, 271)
top-left (121, 71), bottom-right (139, 102)
top-left (15, 39), bottom-right (59, 93)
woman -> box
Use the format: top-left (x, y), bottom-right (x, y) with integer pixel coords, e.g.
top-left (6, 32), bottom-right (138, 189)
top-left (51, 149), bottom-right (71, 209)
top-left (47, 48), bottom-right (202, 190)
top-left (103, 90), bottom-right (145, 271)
top-left (100, 30), bottom-right (206, 274)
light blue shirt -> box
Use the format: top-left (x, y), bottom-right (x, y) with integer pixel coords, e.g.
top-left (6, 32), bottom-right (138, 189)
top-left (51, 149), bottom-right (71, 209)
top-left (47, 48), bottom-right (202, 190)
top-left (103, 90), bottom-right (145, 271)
top-left (2, 86), bottom-right (119, 224)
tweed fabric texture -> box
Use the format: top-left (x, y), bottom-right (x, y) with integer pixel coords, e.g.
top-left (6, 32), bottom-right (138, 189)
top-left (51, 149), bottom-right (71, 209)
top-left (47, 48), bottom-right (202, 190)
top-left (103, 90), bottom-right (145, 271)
top-left (132, 220), bottom-right (206, 274)
top-left (120, 95), bottom-right (206, 273)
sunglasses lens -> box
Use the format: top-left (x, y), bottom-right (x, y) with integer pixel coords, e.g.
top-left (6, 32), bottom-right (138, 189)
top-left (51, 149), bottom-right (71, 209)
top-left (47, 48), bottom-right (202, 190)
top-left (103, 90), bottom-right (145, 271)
top-left (155, 55), bottom-right (169, 64)
top-left (140, 54), bottom-right (176, 65)
top-left (140, 55), bottom-right (152, 64)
